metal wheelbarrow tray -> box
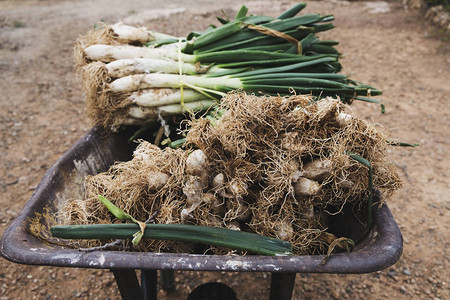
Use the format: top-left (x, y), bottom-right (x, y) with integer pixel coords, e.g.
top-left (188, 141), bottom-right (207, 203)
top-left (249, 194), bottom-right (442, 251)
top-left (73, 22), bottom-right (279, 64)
top-left (0, 126), bottom-right (403, 300)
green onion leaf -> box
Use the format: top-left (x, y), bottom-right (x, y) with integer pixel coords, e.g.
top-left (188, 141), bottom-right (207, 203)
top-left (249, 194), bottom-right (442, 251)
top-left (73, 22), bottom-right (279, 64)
top-left (235, 5), bottom-right (248, 20)
top-left (386, 141), bottom-right (419, 147)
top-left (51, 223), bottom-right (293, 256)
top-left (98, 195), bottom-right (134, 222)
top-left (277, 2), bottom-right (307, 19)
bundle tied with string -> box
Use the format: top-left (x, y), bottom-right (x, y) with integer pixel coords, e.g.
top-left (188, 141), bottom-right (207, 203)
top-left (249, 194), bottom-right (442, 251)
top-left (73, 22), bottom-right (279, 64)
top-left (54, 93), bottom-right (402, 255)
top-left (74, 6), bottom-right (385, 130)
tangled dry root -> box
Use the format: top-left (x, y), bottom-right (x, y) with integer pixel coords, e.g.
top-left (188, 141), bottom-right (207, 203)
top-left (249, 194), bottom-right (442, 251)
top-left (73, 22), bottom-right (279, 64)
top-left (74, 24), bottom-right (138, 129)
top-left (57, 92), bottom-right (401, 255)
top-left (79, 61), bottom-right (132, 128)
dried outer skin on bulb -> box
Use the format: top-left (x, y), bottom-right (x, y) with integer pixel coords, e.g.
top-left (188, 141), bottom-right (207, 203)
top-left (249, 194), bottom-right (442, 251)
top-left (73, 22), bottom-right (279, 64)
top-left (294, 177), bottom-right (321, 197)
top-left (212, 173), bottom-right (225, 189)
top-left (183, 175), bottom-right (206, 206)
top-left (276, 220), bottom-right (294, 241)
top-left (335, 112), bottom-right (353, 127)
top-left (147, 171), bottom-right (170, 191)
top-left (186, 149), bottom-right (210, 184)
top-left (302, 159), bottom-right (332, 181)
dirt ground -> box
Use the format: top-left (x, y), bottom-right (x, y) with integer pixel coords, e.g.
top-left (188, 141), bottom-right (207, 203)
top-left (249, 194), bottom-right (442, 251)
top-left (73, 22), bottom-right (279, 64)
top-left (0, 0), bottom-right (448, 299)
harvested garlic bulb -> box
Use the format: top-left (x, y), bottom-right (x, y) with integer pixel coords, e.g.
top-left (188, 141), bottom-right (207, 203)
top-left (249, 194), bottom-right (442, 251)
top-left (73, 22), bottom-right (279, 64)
top-left (336, 112), bottom-right (353, 127)
top-left (302, 159), bottom-right (332, 181)
top-left (276, 220), bottom-right (294, 241)
top-left (186, 149), bottom-right (209, 177)
top-left (294, 177), bottom-right (321, 197)
top-left (147, 171), bottom-right (169, 191)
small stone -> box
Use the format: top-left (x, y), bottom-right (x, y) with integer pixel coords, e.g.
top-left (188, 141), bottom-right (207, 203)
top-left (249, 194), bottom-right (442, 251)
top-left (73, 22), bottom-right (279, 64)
top-left (403, 268), bottom-right (412, 276)
top-left (18, 176), bottom-right (29, 185)
top-left (387, 269), bottom-right (397, 277)
top-left (21, 157), bottom-right (31, 163)
top-left (400, 286), bottom-right (408, 294)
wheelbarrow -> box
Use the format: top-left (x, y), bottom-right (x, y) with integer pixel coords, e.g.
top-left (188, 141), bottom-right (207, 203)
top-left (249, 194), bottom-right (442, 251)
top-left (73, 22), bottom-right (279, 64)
top-left (0, 126), bottom-right (403, 299)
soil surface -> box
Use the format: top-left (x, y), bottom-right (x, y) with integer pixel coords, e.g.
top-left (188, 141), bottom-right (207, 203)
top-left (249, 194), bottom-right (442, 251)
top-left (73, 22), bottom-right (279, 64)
top-left (0, 0), bottom-right (449, 299)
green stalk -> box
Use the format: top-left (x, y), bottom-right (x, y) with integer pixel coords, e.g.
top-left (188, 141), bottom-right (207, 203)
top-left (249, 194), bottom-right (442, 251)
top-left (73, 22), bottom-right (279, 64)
top-left (168, 138), bottom-right (187, 148)
top-left (237, 15), bottom-right (275, 24)
top-left (277, 2), bottom-right (307, 19)
top-left (355, 96), bottom-right (385, 113)
top-left (98, 195), bottom-right (135, 222)
top-left (192, 14), bottom-right (330, 53)
top-left (98, 195), bottom-right (146, 245)
top-left (51, 223), bottom-right (293, 256)
top-left (240, 72), bottom-right (348, 81)
top-left (241, 85), bottom-right (376, 96)
top-left (316, 40), bottom-right (339, 46)
top-left (299, 33), bottom-right (319, 53)
top-left (311, 23), bottom-right (336, 33)
top-left (235, 5), bottom-right (249, 19)
top-left (300, 63), bottom-right (341, 73)
top-left (193, 20), bottom-right (247, 49)
top-left (194, 27), bottom-right (316, 54)
top-left (242, 77), bottom-right (348, 88)
top-left (386, 141), bottom-right (419, 147)
top-left (216, 12), bottom-right (275, 25)
top-left (233, 56), bottom-right (338, 77)
top-left (232, 43), bottom-right (294, 53)
top-left (195, 49), bottom-right (310, 63)
top-left (305, 43), bottom-right (340, 55)
top-left (215, 54), bottom-right (337, 68)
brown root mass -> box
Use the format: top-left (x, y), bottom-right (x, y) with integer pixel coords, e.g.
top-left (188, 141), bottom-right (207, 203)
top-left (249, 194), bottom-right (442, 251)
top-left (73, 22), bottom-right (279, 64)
top-left (74, 24), bottom-right (138, 129)
top-left (79, 61), bottom-right (131, 129)
top-left (58, 92), bottom-right (402, 255)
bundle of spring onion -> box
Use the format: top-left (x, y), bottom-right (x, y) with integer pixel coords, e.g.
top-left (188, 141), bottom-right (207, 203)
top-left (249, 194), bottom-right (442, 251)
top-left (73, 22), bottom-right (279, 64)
top-left (76, 2), bottom-right (383, 129)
